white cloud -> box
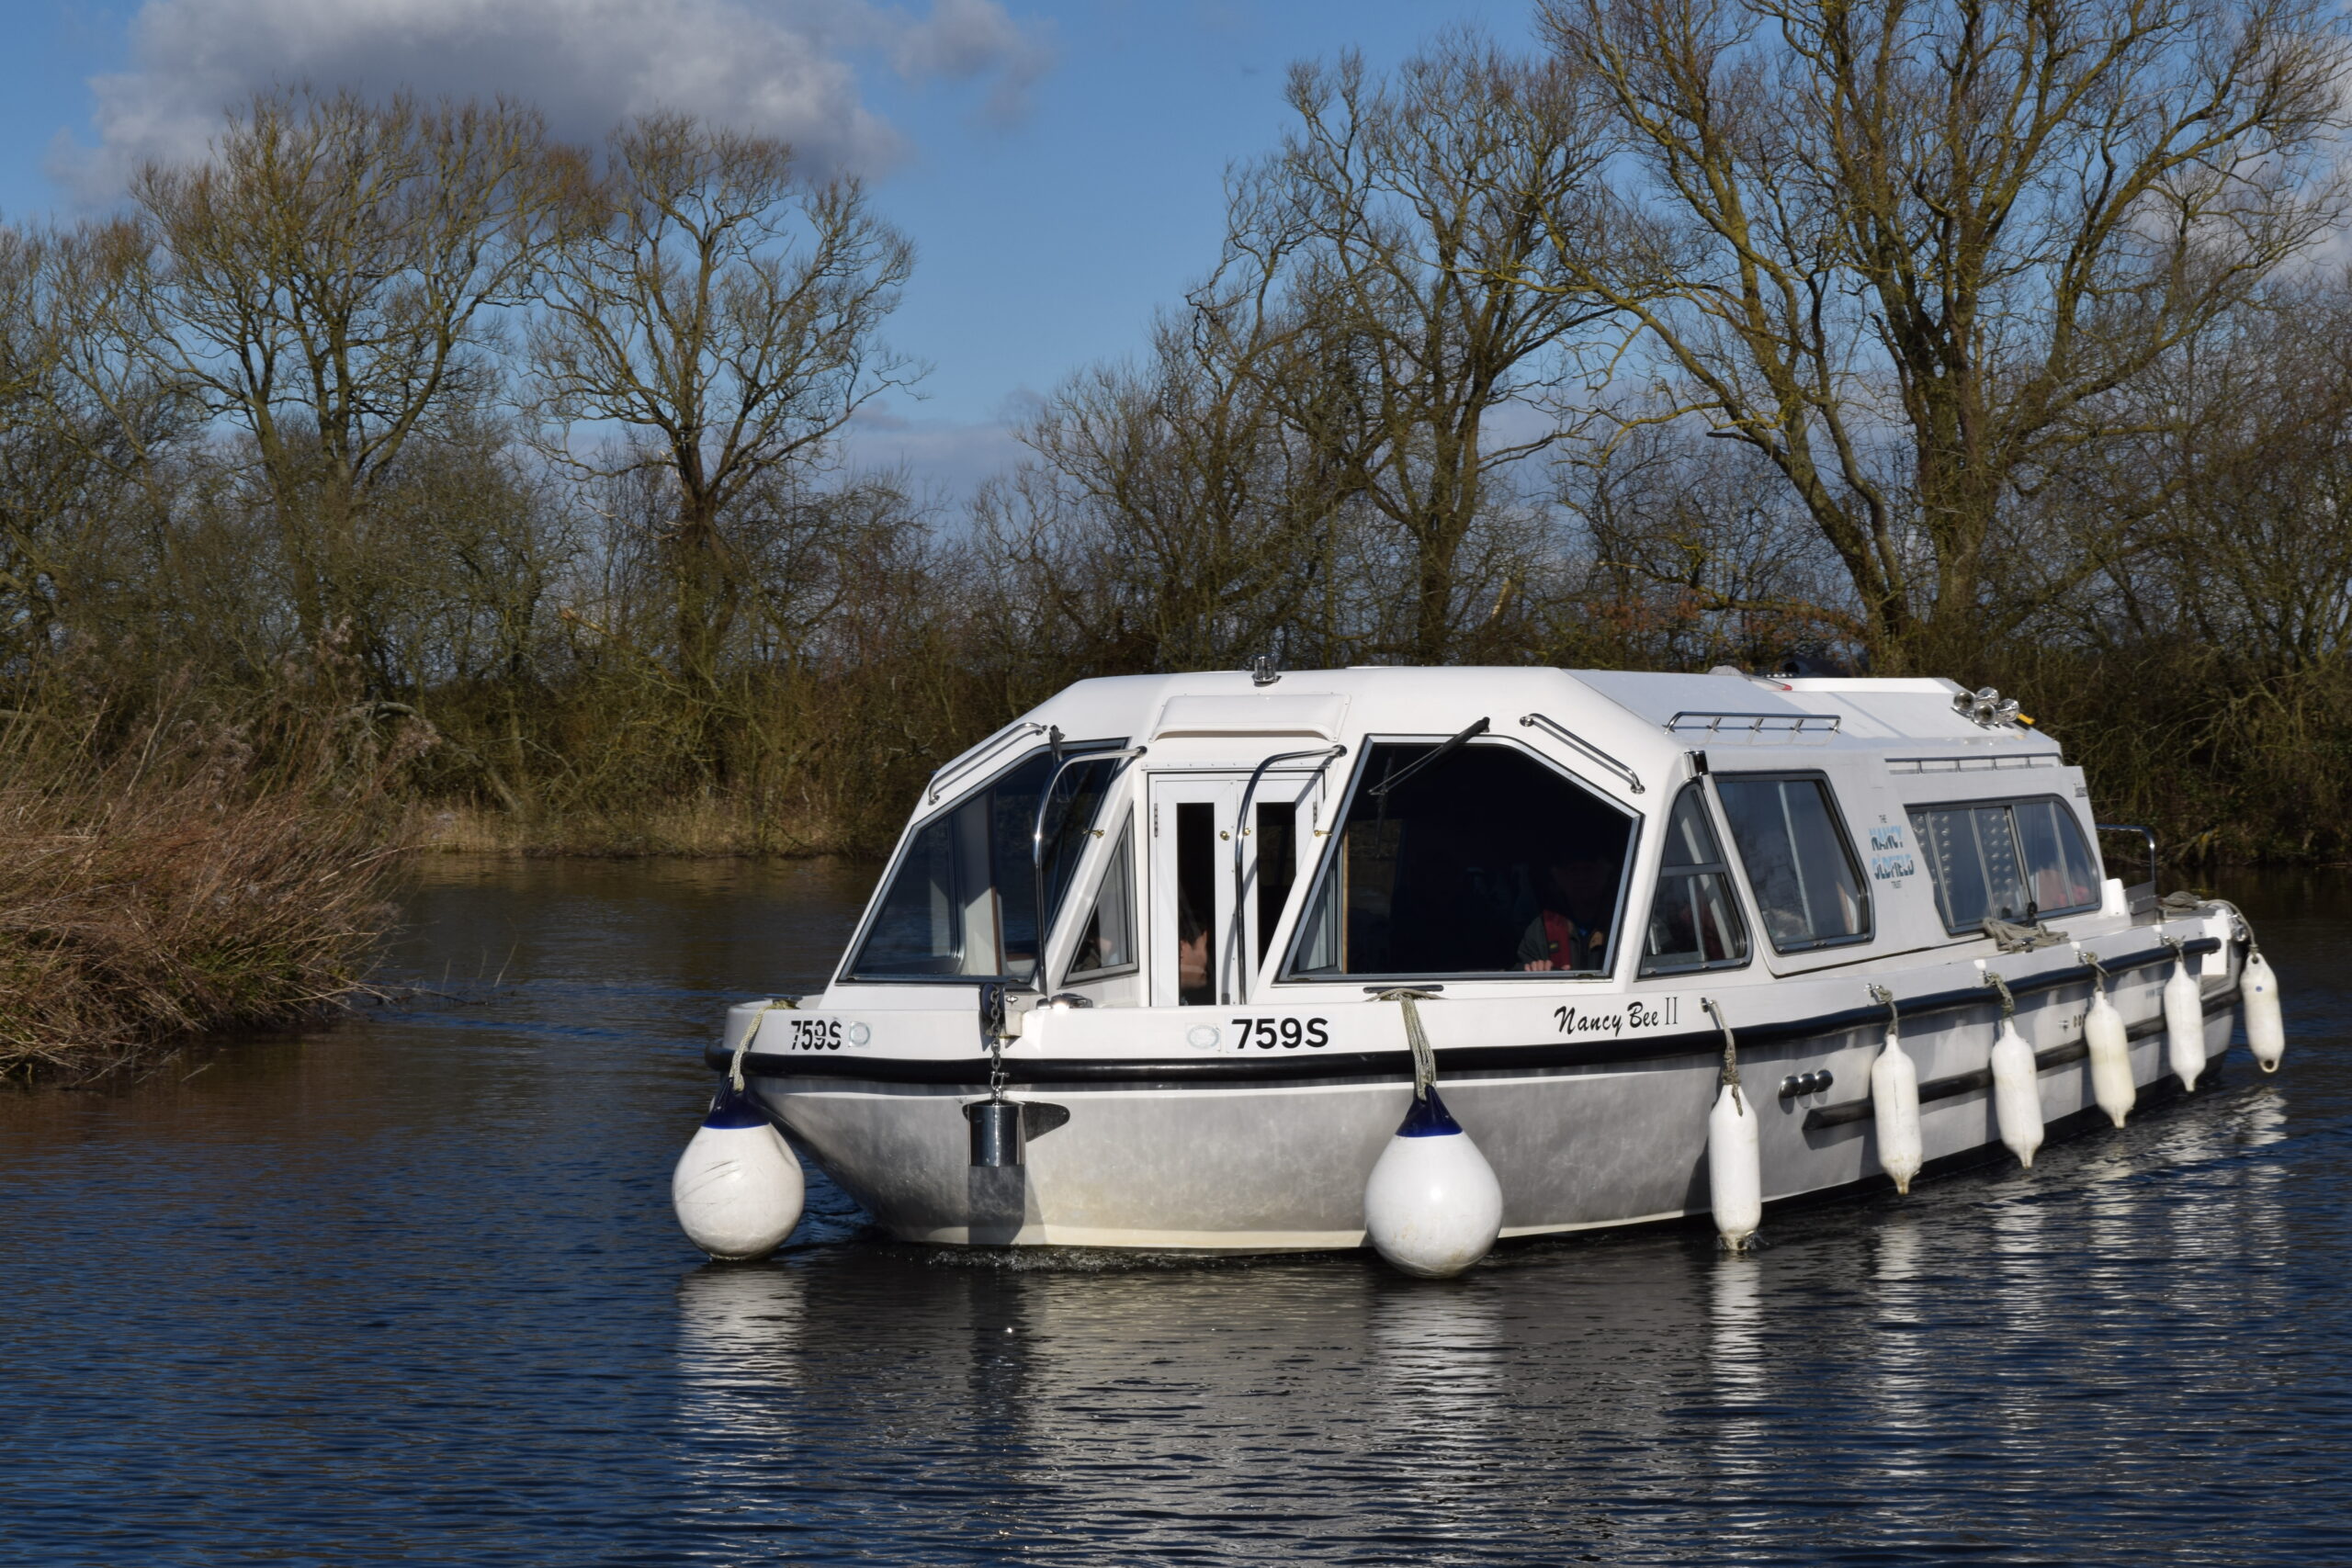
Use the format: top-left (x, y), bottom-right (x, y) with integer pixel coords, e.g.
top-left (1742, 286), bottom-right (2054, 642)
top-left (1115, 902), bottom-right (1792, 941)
top-left (51, 0), bottom-right (1055, 200)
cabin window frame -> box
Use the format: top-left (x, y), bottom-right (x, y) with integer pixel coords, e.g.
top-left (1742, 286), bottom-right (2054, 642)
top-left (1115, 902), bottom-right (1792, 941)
top-left (1708, 769), bottom-right (1876, 955)
top-left (1905, 792), bottom-right (2104, 937)
top-left (833, 738), bottom-right (1130, 987)
top-left (1056, 808), bottom-right (1140, 987)
top-left (1272, 733), bottom-right (1642, 987)
top-left (1636, 780), bottom-right (1755, 977)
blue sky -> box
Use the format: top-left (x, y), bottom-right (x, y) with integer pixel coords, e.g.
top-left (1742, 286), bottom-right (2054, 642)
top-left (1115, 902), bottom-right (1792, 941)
top-left (0, 0), bottom-right (1541, 492)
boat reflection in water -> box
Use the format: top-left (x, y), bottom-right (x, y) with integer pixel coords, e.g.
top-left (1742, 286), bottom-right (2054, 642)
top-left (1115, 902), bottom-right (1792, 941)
top-left (668, 1059), bottom-right (2307, 1558)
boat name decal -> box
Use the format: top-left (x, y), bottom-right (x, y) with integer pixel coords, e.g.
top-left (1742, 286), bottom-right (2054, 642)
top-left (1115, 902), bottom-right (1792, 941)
top-left (1229, 1016), bottom-right (1332, 1050)
top-left (1867, 825), bottom-right (1917, 882)
top-left (1555, 997), bottom-right (1679, 1037)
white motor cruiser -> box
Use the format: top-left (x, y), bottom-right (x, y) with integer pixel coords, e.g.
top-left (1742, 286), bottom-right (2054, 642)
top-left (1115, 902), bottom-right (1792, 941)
top-left (679, 665), bottom-right (2284, 1269)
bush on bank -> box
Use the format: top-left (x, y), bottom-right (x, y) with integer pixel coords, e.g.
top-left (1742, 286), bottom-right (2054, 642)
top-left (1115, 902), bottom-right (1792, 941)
top-left (0, 712), bottom-right (407, 1082)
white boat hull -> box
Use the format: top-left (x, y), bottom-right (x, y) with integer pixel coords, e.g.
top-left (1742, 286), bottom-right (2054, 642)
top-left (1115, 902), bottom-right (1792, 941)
top-left (750, 975), bottom-right (2241, 1251)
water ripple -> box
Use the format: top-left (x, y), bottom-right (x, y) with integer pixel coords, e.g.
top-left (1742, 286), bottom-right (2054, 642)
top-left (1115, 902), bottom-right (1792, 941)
top-left (0, 860), bottom-right (2346, 1564)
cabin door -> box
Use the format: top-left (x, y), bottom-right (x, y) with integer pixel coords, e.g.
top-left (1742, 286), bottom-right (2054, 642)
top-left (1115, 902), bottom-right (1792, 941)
top-left (1148, 771), bottom-right (1323, 1007)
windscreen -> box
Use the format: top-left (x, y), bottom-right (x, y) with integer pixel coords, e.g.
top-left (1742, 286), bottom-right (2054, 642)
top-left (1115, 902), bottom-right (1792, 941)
top-left (1285, 741), bottom-right (1636, 979)
top-left (846, 749), bottom-right (1121, 981)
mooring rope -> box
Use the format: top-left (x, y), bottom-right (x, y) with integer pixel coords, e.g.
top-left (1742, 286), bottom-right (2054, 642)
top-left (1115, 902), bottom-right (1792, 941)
top-left (1377, 987), bottom-right (1440, 1100)
top-left (1867, 982), bottom-right (1900, 1041)
top-left (1983, 968), bottom-right (2016, 1017)
top-left (2162, 891), bottom-right (2258, 956)
top-left (1700, 996), bottom-right (1742, 1113)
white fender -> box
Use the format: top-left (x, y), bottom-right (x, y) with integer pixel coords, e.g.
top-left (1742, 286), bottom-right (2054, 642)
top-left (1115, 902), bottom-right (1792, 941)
top-left (1363, 1089), bottom-right (1503, 1279)
top-left (2165, 954), bottom-right (2207, 1091)
top-left (673, 1084), bottom-right (805, 1262)
top-left (1871, 1035), bottom-right (1923, 1195)
top-left (1708, 1081), bottom-right (1762, 1249)
top-left (1990, 1019), bottom-right (2043, 1168)
top-left (2084, 986), bottom-right (2135, 1129)
top-left (2243, 950), bottom-right (2285, 1073)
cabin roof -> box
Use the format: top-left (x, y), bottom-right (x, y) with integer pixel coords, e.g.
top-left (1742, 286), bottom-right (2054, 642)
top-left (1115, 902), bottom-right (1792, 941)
top-left (928, 665), bottom-right (2059, 804)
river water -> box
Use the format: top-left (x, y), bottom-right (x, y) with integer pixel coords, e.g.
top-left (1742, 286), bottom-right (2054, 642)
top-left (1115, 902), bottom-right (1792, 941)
top-left (0, 858), bottom-right (2346, 1565)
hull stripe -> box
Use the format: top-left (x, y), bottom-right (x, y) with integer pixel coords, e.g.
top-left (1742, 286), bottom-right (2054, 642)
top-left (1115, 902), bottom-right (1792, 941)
top-left (714, 937), bottom-right (2230, 1091)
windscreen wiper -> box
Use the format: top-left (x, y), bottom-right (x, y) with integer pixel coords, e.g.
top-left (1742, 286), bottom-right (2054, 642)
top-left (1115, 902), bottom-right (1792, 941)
top-left (1367, 716), bottom-right (1489, 798)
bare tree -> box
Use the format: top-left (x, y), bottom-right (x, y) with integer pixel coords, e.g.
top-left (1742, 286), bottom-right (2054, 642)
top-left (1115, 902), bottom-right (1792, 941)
top-left (1208, 33), bottom-right (1618, 661)
top-left (530, 113), bottom-right (918, 736)
top-left (1543, 0), bottom-right (2349, 670)
top-left (978, 308), bottom-right (1353, 675)
top-left (129, 89), bottom-right (577, 690)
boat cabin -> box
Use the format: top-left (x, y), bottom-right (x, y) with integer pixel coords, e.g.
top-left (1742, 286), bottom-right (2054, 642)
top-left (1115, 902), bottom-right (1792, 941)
top-left (831, 667), bottom-right (2111, 1015)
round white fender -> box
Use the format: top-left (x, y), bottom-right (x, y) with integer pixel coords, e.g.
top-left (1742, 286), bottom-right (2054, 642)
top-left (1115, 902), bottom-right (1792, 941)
top-left (673, 1081), bottom-right (805, 1262)
top-left (2164, 949), bottom-right (2207, 1091)
top-left (1708, 1081), bottom-right (1763, 1248)
top-left (1871, 1032), bottom-right (1923, 1195)
top-left (2084, 981), bottom-right (2135, 1129)
top-left (1989, 1018), bottom-right (2043, 1168)
top-left (1363, 1088), bottom-right (1503, 1279)
top-left (2243, 949), bottom-right (2285, 1073)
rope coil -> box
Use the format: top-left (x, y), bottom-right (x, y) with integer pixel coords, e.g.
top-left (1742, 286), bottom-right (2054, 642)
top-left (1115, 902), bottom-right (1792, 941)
top-left (1377, 987), bottom-right (1441, 1099)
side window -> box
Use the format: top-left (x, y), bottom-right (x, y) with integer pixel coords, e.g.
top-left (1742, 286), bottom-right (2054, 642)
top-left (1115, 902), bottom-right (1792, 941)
top-left (1284, 740), bottom-right (1636, 980)
top-left (1713, 774), bottom-right (1871, 952)
top-left (1066, 818), bottom-right (1136, 979)
top-left (1908, 796), bottom-right (2100, 933)
top-left (1640, 784), bottom-right (1751, 976)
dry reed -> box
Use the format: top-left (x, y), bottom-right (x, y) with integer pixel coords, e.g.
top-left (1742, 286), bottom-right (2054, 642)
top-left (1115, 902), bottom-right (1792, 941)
top-left (0, 717), bottom-right (409, 1081)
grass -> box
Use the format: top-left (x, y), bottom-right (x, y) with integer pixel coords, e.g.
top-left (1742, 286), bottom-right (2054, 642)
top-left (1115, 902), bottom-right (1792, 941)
top-left (0, 718), bottom-right (408, 1082)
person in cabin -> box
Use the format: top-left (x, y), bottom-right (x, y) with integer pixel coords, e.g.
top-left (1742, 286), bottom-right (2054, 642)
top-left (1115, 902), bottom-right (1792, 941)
top-left (1516, 853), bottom-right (1615, 973)
top-left (1177, 891), bottom-right (1213, 1004)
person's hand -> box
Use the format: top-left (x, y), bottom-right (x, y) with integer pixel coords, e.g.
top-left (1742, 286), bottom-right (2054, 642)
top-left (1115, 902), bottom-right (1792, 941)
top-left (1522, 959), bottom-right (1555, 972)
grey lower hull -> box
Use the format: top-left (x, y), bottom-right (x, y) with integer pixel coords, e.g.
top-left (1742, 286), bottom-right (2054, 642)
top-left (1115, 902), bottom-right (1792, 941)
top-left (755, 998), bottom-right (2241, 1250)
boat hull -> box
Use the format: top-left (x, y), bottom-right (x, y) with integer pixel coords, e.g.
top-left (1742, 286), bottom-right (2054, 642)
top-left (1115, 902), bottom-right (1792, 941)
top-left (752, 989), bottom-right (2241, 1251)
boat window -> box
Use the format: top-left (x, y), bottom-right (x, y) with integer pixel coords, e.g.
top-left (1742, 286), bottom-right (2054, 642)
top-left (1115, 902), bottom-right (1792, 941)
top-left (1283, 740), bottom-right (1636, 981)
top-left (1066, 817), bottom-right (1136, 980)
top-left (1639, 784), bottom-right (1750, 975)
top-left (845, 748), bottom-right (1123, 981)
top-left (1713, 774), bottom-right (1871, 952)
top-left (1254, 800), bottom-right (1297, 964)
top-left (1175, 802), bottom-right (1217, 1005)
top-left (1908, 795), bottom-right (2101, 934)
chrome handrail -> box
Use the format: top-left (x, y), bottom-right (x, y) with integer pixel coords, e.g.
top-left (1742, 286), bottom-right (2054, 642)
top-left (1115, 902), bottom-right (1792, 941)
top-left (1520, 713), bottom-right (1645, 794)
top-left (928, 721), bottom-right (1048, 804)
top-left (1662, 710), bottom-right (1840, 737)
top-left (1227, 744), bottom-right (1348, 1004)
top-left (2096, 822), bottom-right (2158, 891)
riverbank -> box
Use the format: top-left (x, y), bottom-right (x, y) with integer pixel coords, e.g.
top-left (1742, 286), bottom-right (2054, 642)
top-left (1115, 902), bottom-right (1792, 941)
top-left (0, 729), bottom-right (406, 1082)
top-left (409, 798), bottom-right (854, 858)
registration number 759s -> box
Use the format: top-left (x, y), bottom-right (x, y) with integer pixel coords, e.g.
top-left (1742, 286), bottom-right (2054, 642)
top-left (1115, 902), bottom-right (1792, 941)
top-left (1228, 1016), bottom-right (1331, 1050)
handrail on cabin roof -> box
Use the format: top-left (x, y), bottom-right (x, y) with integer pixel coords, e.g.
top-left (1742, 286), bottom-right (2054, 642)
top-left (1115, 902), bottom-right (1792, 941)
top-left (1663, 710), bottom-right (1842, 736)
top-left (928, 722), bottom-right (1049, 803)
top-left (1520, 713), bottom-right (1645, 794)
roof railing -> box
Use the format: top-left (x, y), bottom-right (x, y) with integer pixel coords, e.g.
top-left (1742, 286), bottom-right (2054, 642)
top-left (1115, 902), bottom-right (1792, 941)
top-left (927, 721), bottom-right (1049, 804)
top-left (1520, 713), bottom-right (1645, 794)
top-left (1663, 710), bottom-right (1841, 737)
